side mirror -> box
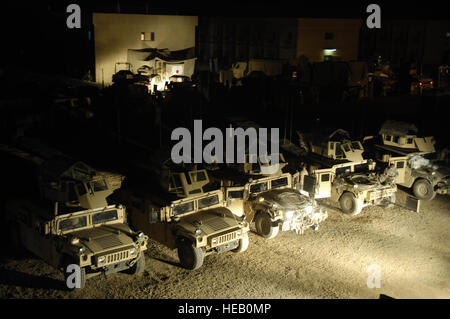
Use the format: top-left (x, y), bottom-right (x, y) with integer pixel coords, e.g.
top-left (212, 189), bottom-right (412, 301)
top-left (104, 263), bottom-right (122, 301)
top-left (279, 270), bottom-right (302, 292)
top-left (226, 197), bottom-right (232, 207)
top-left (295, 183), bottom-right (302, 191)
top-left (243, 189), bottom-right (249, 200)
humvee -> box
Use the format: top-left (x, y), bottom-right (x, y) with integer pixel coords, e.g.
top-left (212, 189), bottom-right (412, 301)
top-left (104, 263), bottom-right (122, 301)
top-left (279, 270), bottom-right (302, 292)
top-left (1, 144), bottom-right (148, 289)
top-left (302, 159), bottom-right (397, 215)
top-left (381, 154), bottom-right (449, 200)
top-left (215, 172), bottom-right (328, 239)
top-left (119, 168), bottom-right (250, 270)
top-left (298, 129), bottom-right (365, 162)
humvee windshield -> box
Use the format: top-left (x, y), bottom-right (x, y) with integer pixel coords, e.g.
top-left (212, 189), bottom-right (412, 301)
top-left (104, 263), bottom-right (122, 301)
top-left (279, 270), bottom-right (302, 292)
top-left (250, 182), bottom-right (268, 194)
top-left (354, 163), bottom-right (369, 173)
top-left (91, 180), bottom-right (108, 192)
top-left (92, 209), bottom-right (118, 224)
top-left (336, 167), bottom-right (351, 176)
top-left (271, 177), bottom-right (288, 189)
top-left (59, 216), bottom-right (87, 232)
top-left (198, 194), bottom-right (219, 209)
top-left (189, 171), bottom-right (207, 183)
top-left (228, 190), bottom-right (244, 198)
top-left (173, 201), bottom-right (195, 216)
top-left (351, 142), bottom-right (362, 150)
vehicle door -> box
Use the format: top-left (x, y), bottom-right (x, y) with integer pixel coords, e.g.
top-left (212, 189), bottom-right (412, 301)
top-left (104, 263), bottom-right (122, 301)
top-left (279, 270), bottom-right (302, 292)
top-left (312, 168), bottom-right (333, 198)
top-left (224, 186), bottom-right (246, 217)
top-left (388, 156), bottom-right (407, 184)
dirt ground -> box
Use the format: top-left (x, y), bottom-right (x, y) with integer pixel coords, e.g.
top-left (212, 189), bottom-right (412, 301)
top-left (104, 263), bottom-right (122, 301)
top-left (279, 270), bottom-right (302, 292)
top-left (1, 189), bottom-right (449, 299)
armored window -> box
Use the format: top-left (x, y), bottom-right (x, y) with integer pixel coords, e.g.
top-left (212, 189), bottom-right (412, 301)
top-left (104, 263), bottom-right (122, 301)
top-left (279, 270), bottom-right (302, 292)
top-left (354, 163), bottom-right (369, 173)
top-left (351, 142), bottom-right (362, 150)
top-left (407, 138), bottom-right (413, 144)
top-left (336, 167), bottom-right (349, 176)
top-left (321, 174), bottom-right (330, 182)
top-left (228, 190), bottom-right (244, 199)
top-left (198, 195), bottom-right (219, 209)
top-left (77, 183), bottom-right (87, 195)
top-left (329, 142), bottom-right (334, 150)
top-left (190, 171), bottom-right (207, 182)
top-left (92, 210), bottom-right (118, 224)
top-left (271, 177), bottom-right (288, 189)
top-left (92, 180), bottom-right (108, 192)
top-left (396, 161), bottom-right (405, 169)
top-left (58, 216), bottom-right (87, 232)
top-left (250, 182), bottom-right (268, 194)
top-left (173, 201), bottom-right (194, 216)
top-left (141, 32), bottom-right (154, 41)
top-left (393, 136), bottom-right (399, 143)
top-left (343, 144), bottom-right (351, 152)
top-left (171, 174), bottom-right (183, 188)
top-left (386, 135), bottom-right (392, 141)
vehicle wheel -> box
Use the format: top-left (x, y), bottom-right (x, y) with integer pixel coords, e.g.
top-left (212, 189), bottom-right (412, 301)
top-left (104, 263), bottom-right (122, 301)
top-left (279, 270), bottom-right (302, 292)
top-left (177, 238), bottom-right (204, 270)
top-left (413, 179), bottom-right (436, 200)
top-left (127, 254), bottom-right (145, 275)
top-left (233, 233), bottom-right (249, 253)
top-left (339, 192), bottom-right (363, 216)
top-left (254, 212), bottom-right (279, 239)
top-left (64, 263), bottom-right (86, 290)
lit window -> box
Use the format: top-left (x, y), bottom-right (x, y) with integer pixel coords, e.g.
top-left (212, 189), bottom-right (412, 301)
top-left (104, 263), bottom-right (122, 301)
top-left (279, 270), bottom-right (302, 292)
top-left (141, 32), bottom-right (155, 41)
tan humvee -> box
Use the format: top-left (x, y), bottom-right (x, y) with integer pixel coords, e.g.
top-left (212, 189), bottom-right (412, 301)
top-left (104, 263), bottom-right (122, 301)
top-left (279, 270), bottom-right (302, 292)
top-left (218, 172), bottom-right (328, 239)
top-left (298, 129), bottom-right (364, 162)
top-left (302, 160), bottom-right (397, 215)
top-left (381, 154), bottom-right (449, 200)
top-left (4, 202), bottom-right (148, 290)
top-left (119, 168), bottom-right (250, 270)
top-left (1, 144), bottom-right (148, 289)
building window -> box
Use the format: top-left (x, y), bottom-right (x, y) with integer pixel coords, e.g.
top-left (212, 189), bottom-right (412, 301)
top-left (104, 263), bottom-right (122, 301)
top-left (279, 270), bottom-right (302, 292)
top-left (141, 32), bottom-right (155, 41)
top-left (325, 32), bottom-right (334, 40)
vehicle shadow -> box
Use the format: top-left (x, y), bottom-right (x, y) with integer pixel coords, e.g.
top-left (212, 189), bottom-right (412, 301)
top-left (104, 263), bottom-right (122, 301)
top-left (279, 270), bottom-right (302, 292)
top-left (0, 269), bottom-right (67, 291)
top-left (151, 257), bottom-right (182, 268)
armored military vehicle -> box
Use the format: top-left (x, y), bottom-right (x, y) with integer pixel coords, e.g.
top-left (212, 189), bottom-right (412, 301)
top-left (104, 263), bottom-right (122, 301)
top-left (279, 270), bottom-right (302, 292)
top-left (118, 165), bottom-right (250, 270)
top-left (211, 170), bottom-right (328, 239)
top-left (297, 128), bottom-right (365, 162)
top-left (1, 144), bottom-right (148, 289)
top-left (301, 159), bottom-right (397, 216)
top-left (380, 154), bottom-right (449, 200)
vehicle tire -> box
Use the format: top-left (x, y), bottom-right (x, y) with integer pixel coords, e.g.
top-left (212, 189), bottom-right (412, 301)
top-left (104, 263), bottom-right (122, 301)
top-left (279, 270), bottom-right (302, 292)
top-left (339, 192), bottom-right (363, 216)
top-left (127, 254), bottom-right (145, 275)
top-left (64, 262), bottom-right (86, 290)
top-left (177, 238), bottom-right (204, 270)
top-left (413, 179), bottom-right (436, 200)
top-left (232, 233), bottom-right (249, 253)
top-left (254, 212), bottom-right (279, 239)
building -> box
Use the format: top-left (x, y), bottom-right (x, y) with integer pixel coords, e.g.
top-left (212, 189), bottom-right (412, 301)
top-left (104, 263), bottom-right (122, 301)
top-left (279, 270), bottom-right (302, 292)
top-left (93, 13), bottom-right (198, 85)
top-left (197, 17), bottom-right (298, 68)
top-left (359, 19), bottom-right (450, 69)
top-left (296, 18), bottom-right (363, 63)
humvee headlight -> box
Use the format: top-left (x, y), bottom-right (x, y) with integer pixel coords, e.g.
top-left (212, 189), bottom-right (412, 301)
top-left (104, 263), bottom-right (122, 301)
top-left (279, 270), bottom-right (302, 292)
top-left (354, 184), bottom-right (359, 189)
top-left (195, 229), bottom-right (202, 236)
top-left (78, 247), bottom-right (85, 254)
top-left (212, 238), bottom-right (217, 244)
top-left (305, 206), bottom-right (313, 214)
top-left (130, 249), bottom-right (136, 256)
top-left (285, 210), bottom-right (295, 219)
top-left (98, 257), bottom-right (105, 263)
top-left (237, 231), bottom-right (242, 236)
top-left (258, 197), bottom-right (265, 202)
top-left (272, 203), bottom-right (278, 209)
top-left (137, 232), bottom-right (144, 238)
top-left (71, 237), bottom-right (80, 245)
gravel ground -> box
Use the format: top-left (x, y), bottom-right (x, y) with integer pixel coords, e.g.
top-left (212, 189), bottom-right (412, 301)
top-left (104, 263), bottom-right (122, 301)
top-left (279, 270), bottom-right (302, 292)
top-left (1, 189), bottom-right (449, 299)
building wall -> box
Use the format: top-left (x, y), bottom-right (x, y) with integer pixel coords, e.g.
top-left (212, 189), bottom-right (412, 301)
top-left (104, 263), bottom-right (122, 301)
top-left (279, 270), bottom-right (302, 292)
top-left (296, 18), bottom-right (362, 62)
top-left (197, 17), bottom-right (298, 67)
top-left (93, 13), bottom-right (197, 85)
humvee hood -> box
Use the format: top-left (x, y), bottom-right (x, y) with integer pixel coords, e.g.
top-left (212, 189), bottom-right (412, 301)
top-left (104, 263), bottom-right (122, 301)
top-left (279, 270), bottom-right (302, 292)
top-left (260, 189), bottom-right (311, 210)
top-left (72, 226), bottom-right (135, 254)
top-left (178, 207), bottom-right (239, 236)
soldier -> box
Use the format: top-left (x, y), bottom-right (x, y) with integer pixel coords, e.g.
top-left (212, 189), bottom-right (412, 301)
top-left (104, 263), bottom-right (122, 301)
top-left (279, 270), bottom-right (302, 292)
top-left (299, 162), bottom-right (309, 191)
top-left (383, 163), bottom-right (398, 185)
